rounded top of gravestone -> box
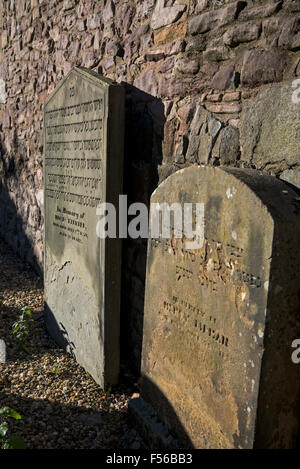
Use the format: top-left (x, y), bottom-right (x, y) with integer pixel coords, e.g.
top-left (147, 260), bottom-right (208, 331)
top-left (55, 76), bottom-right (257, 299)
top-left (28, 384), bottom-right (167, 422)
top-left (152, 166), bottom-right (300, 225)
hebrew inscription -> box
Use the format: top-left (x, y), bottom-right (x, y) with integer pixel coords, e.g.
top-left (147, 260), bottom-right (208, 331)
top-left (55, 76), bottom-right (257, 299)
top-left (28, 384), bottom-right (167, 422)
top-left (45, 96), bottom-right (104, 245)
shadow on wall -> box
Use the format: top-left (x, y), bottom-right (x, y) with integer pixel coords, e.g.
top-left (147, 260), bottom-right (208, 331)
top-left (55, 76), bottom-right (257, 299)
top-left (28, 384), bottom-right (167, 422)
top-left (0, 137), bottom-right (43, 277)
top-left (120, 83), bottom-right (165, 375)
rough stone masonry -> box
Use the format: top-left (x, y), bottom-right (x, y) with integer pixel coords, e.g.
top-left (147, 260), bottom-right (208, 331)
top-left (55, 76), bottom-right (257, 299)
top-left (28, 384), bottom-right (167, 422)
top-left (0, 0), bottom-right (299, 371)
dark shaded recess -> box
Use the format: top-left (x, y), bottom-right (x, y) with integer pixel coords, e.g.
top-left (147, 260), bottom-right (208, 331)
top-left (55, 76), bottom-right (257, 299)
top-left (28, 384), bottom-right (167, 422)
top-left (0, 135), bottom-right (42, 277)
top-left (120, 83), bottom-right (165, 375)
top-left (254, 217), bottom-right (300, 449)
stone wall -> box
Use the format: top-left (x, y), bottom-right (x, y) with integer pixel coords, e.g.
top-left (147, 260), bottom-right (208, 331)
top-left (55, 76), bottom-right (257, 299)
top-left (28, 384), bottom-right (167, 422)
top-left (0, 0), bottom-right (299, 372)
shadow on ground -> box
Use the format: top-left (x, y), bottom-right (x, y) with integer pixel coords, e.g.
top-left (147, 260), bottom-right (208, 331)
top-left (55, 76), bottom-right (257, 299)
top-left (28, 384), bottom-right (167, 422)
top-left (0, 389), bottom-right (142, 449)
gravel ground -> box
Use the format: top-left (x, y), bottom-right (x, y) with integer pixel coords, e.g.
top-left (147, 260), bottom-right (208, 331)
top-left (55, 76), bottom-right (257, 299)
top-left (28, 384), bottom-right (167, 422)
top-left (0, 238), bottom-right (143, 449)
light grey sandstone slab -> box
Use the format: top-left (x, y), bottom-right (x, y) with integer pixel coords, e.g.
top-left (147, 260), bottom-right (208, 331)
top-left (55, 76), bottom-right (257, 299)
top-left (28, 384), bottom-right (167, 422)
top-left (131, 166), bottom-right (300, 449)
top-left (44, 67), bottom-right (124, 388)
top-left (240, 84), bottom-right (300, 166)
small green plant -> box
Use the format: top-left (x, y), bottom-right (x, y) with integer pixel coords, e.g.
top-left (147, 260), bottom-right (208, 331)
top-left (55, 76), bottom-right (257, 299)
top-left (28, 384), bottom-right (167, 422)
top-left (105, 385), bottom-right (112, 399)
top-left (100, 385), bottom-right (113, 411)
top-left (49, 362), bottom-right (62, 375)
top-left (0, 407), bottom-right (26, 449)
top-left (12, 307), bottom-right (34, 351)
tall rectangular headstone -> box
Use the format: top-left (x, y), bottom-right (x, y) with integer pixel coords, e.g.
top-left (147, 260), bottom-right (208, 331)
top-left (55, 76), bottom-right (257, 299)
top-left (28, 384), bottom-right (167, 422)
top-left (44, 67), bottom-right (124, 388)
top-left (130, 166), bottom-right (300, 448)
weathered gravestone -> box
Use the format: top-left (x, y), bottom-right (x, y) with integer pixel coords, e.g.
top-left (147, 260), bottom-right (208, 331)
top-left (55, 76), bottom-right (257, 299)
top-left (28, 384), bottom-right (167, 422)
top-left (130, 166), bottom-right (300, 449)
top-left (44, 67), bottom-right (124, 388)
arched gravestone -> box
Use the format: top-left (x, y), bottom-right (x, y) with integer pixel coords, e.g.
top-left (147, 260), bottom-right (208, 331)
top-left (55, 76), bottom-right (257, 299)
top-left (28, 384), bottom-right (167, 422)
top-left (130, 166), bottom-right (300, 449)
top-left (44, 67), bottom-right (124, 388)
